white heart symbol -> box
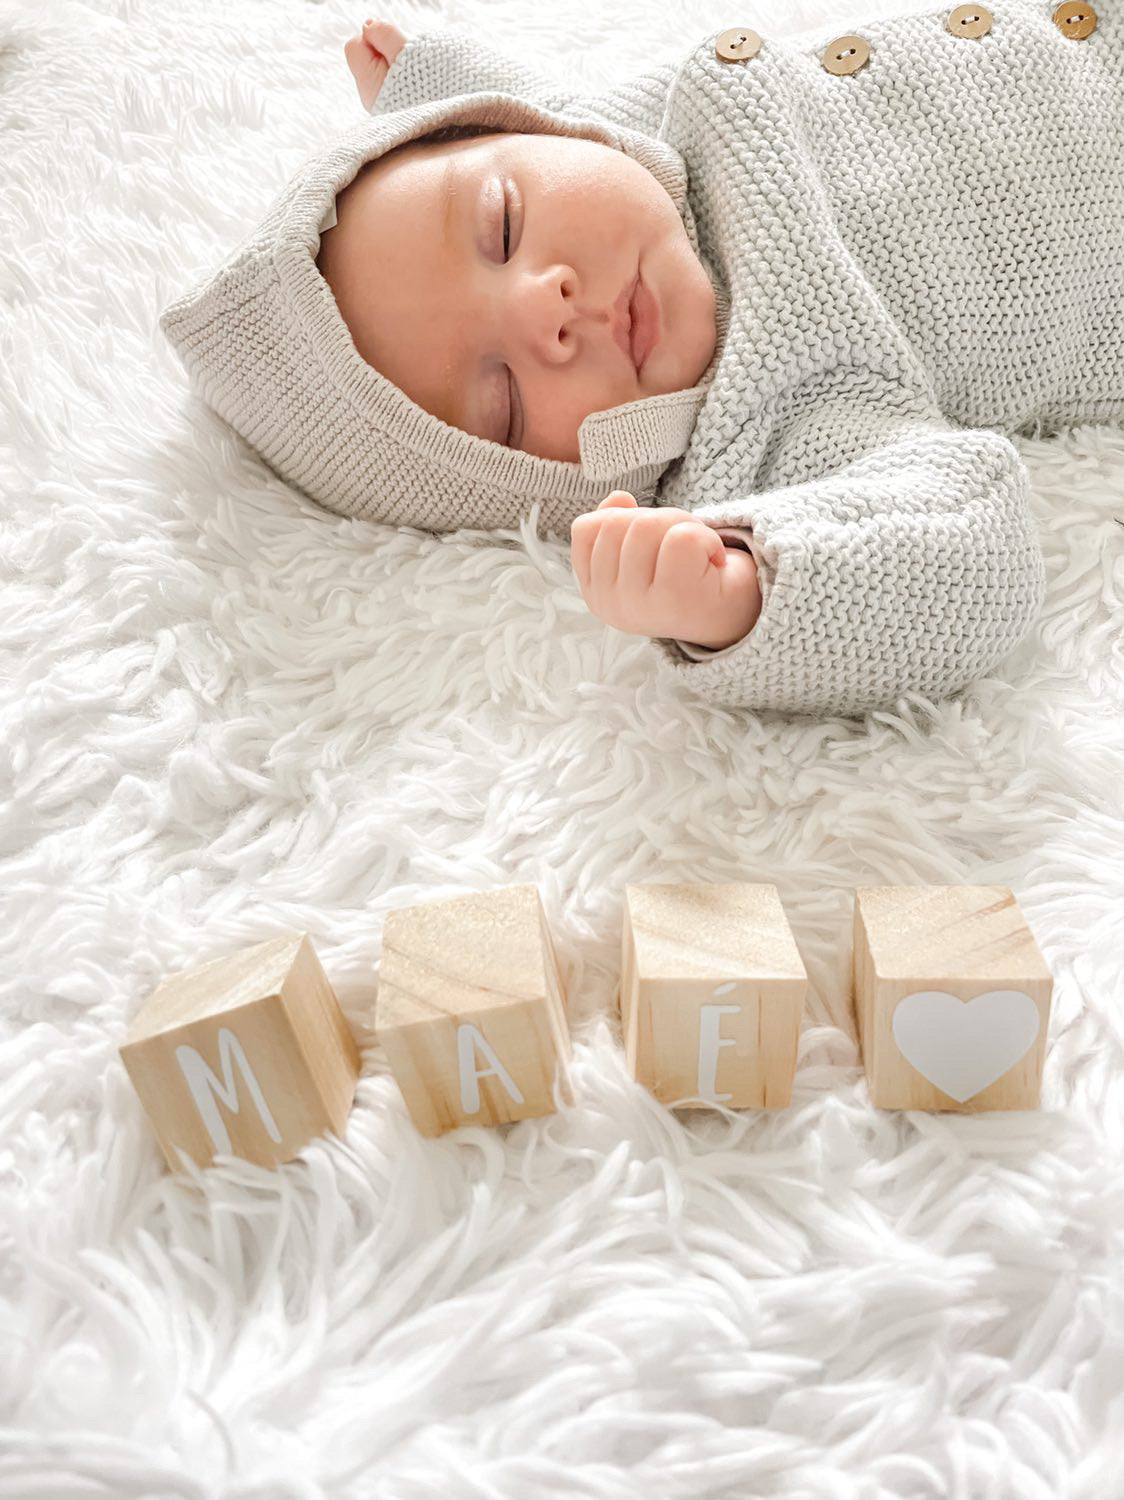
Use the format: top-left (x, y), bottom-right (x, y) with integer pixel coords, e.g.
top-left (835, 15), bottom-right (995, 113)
top-left (890, 989), bottom-right (1041, 1103)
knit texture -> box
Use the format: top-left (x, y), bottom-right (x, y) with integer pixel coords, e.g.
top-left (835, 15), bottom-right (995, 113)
top-left (159, 0), bottom-right (1124, 718)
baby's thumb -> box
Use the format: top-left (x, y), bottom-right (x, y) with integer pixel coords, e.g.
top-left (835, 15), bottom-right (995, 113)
top-left (597, 491), bottom-right (637, 510)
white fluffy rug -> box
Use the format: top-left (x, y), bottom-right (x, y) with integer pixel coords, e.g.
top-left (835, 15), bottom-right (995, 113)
top-left (3, 0), bottom-right (1124, 1494)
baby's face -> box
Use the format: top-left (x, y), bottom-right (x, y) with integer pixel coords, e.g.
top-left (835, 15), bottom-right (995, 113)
top-left (315, 130), bottom-right (718, 463)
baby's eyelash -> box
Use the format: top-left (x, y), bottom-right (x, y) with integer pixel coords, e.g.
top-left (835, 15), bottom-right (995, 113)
top-left (500, 193), bottom-right (517, 445)
top-left (505, 372), bottom-right (517, 447)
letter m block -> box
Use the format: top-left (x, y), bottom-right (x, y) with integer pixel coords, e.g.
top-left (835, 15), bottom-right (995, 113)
top-left (119, 933), bottom-right (362, 1171)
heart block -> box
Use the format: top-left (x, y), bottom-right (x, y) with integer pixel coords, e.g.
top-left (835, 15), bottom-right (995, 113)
top-left (853, 886), bottom-right (1053, 1111)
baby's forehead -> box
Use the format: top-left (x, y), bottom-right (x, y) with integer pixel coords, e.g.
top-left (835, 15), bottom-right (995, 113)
top-left (329, 127), bottom-right (627, 242)
top-left (338, 128), bottom-right (506, 201)
top-left (368, 125), bottom-right (604, 177)
top-left (335, 130), bottom-right (529, 216)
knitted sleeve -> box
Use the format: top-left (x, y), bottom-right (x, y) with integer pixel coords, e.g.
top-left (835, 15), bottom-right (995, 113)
top-left (372, 29), bottom-right (678, 141)
top-left (647, 373), bottom-right (1047, 719)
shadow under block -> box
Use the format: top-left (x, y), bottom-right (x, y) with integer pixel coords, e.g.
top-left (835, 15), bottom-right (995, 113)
top-left (853, 886), bottom-right (1053, 1111)
top-left (119, 933), bottom-right (362, 1171)
top-left (376, 884), bottom-right (573, 1137)
top-left (620, 883), bottom-right (808, 1109)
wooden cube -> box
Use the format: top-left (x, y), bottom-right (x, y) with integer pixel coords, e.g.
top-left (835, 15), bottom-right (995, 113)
top-left (376, 884), bottom-right (573, 1137)
top-left (620, 883), bottom-right (808, 1109)
top-left (853, 886), bottom-right (1053, 1111)
top-left (119, 933), bottom-right (362, 1171)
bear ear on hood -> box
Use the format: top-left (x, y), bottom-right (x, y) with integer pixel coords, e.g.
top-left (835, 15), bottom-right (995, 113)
top-left (157, 31), bottom-right (727, 533)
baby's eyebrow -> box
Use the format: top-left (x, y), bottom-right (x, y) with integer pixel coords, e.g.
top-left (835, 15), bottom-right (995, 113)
top-left (438, 153), bottom-right (458, 264)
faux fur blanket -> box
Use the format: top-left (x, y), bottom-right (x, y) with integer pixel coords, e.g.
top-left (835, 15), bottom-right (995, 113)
top-left (2, 0), bottom-right (1123, 1495)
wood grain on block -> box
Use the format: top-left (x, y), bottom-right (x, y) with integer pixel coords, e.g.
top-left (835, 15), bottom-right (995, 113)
top-left (620, 883), bottom-right (807, 1109)
top-left (376, 884), bottom-right (573, 1137)
top-left (852, 886), bottom-right (1053, 1111)
top-left (118, 933), bottom-right (362, 1171)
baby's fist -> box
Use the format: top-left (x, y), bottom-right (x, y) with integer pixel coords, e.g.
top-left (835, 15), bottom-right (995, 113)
top-left (570, 491), bottom-right (735, 643)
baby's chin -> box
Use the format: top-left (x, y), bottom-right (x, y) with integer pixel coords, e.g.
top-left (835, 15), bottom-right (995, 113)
top-left (686, 312), bottom-right (719, 387)
top-left (656, 282), bottom-right (719, 393)
top-left (691, 271), bottom-right (720, 375)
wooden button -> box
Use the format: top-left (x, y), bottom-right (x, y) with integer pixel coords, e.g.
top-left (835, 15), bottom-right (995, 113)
top-left (946, 4), bottom-right (993, 38)
top-left (821, 34), bottom-right (871, 75)
top-left (715, 27), bottom-right (763, 62)
top-left (1052, 1), bottom-right (1097, 38)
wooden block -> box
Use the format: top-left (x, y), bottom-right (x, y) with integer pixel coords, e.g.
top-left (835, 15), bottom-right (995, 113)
top-left (376, 884), bottom-right (573, 1137)
top-left (620, 883), bottom-right (807, 1109)
top-left (119, 933), bottom-right (361, 1171)
top-left (853, 886), bottom-right (1053, 1111)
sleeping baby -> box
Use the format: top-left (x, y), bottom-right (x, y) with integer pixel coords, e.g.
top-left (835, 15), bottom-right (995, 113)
top-left (159, 0), bottom-right (1123, 717)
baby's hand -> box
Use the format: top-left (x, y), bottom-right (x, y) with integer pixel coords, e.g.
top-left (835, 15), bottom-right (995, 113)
top-left (570, 492), bottom-right (761, 649)
top-left (344, 19), bottom-right (407, 111)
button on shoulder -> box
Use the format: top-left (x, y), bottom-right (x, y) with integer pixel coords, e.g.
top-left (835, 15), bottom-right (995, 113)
top-left (946, 4), bottom-right (993, 38)
top-left (715, 27), bottom-right (763, 62)
top-left (821, 34), bottom-right (871, 76)
top-left (1052, 1), bottom-right (1097, 39)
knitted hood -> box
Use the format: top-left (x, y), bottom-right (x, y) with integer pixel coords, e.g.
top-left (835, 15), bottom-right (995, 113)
top-left (158, 80), bottom-right (728, 536)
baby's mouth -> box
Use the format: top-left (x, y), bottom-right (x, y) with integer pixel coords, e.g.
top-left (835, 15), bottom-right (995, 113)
top-left (612, 272), bottom-right (640, 369)
top-left (628, 274), bottom-right (659, 374)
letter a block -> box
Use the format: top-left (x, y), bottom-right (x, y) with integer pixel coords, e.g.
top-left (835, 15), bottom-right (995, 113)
top-left (853, 886), bottom-right (1053, 1111)
top-left (376, 884), bottom-right (573, 1137)
top-left (119, 933), bottom-right (362, 1171)
top-left (620, 883), bottom-right (808, 1109)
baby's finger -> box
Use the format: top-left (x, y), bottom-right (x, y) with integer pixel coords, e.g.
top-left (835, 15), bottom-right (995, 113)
top-left (569, 513), bottom-right (599, 592)
top-left (668, 519), bottom-right (727, 573)
top-left (654, 522), bottom-right (727, 597)
top-left (587, 510), bottom-right (636, 598)
top-left (597, 490), bottom-right (638, 511)
top-left (614, 511), bottom-right (665, 605)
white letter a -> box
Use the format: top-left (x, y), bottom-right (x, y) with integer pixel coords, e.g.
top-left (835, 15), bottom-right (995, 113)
top-left (457, 1023), bottom-right (525, 1114)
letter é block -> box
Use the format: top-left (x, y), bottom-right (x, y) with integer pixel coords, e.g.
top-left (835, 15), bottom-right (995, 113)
top-left (376, 884), bottom-right (573, 1137)
top-left (119, 933), bottom-right (362, 1171)
top-left (620, 883), bottom-right (807, 1109)
top-left (853, 886), bottom-right (1053, 1110)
